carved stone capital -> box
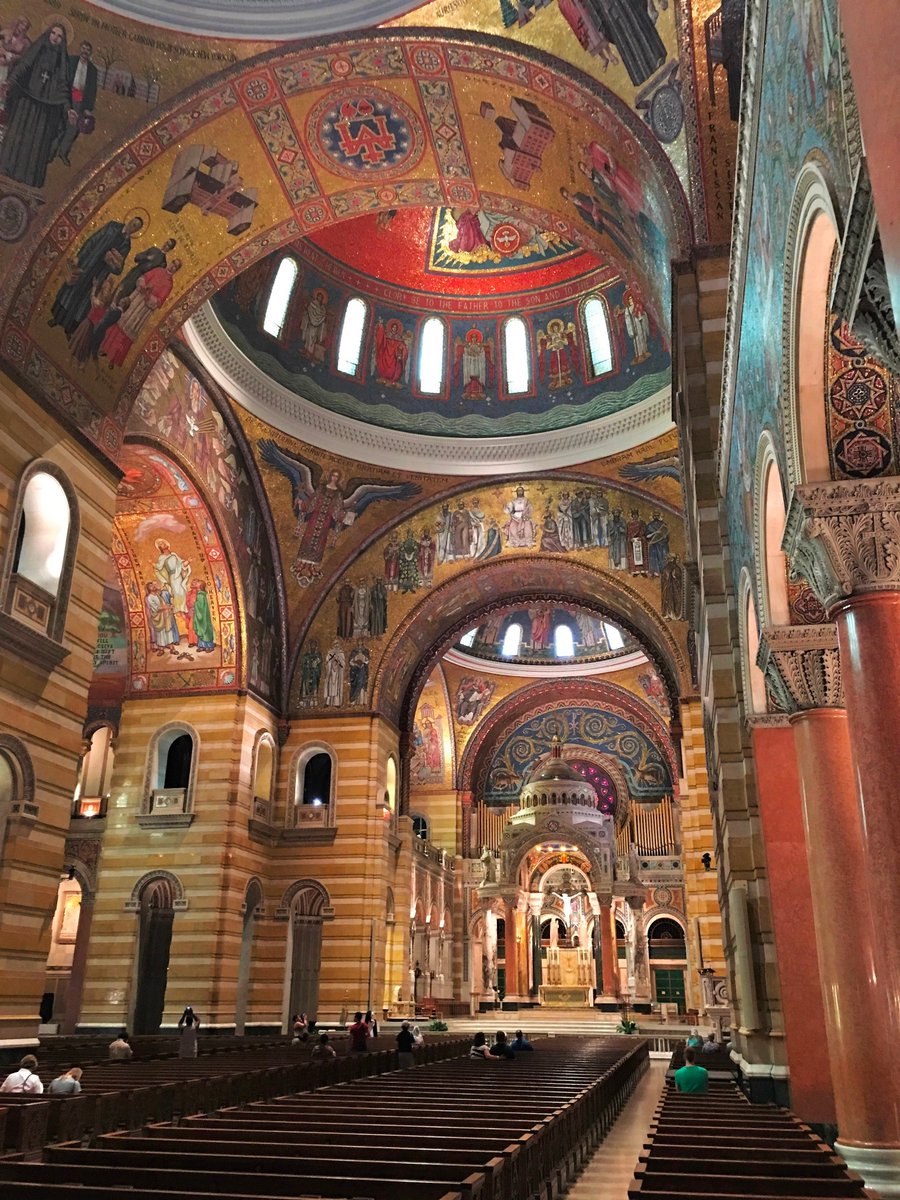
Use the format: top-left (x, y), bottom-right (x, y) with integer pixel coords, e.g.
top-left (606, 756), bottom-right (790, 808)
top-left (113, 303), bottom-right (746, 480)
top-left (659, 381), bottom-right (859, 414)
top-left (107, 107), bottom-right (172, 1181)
top-left (757, 625), bottom-right (843, 713)
top-left (784, 479), bottom-right (900, 613)
top-left (832, 159), bottom-right (900, 374)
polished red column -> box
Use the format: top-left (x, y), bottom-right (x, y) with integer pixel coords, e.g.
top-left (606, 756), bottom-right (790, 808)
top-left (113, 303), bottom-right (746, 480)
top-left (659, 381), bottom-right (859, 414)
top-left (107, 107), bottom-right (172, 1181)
top-left (791, 707), bottom-right (899, 1147)
top-left (503, 900), bottom-right (519, 1003)
top-left (833, 593), bottom-right (900, 1048)
top-left (751, 721), bottom-right (834, 1125)
top-left (599, 903), bottom-right (618, 997)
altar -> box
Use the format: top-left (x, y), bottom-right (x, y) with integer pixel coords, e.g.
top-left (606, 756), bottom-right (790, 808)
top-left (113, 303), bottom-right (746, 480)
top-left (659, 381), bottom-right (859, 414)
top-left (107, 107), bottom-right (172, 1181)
top-left (539, 985), bottom-right (593, 1007)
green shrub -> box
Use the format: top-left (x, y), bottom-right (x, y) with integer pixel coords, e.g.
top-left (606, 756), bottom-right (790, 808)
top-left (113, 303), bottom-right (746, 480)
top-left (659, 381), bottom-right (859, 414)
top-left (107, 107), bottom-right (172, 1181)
top-left (428, 1019), bottom-right (449, 1032)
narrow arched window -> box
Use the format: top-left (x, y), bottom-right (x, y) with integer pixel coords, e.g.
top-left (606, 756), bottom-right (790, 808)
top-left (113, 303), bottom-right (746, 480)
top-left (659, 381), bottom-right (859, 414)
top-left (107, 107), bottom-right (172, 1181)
top-left (584, 296), bottom-right (613, 377)
top-left (13, 472), bottom-right (71, 598)
top-left (336, 297), bottom-right (367, 376)
top-left (554, 624), bottom-right (575, 657)
top-left (163, 734), bottom-right (193, 789)
top-left (253, 739), bottom-right (274, 802)
top-left (503, 317), bottom-right (530, 395)
top-left (418, 317), bottom-right (446, 394)
top-left (501, 622), bottom-right (522, 657)
top-left (302, 752), bottom-right (332, 806)
top-left (411, 815), bottom-right (428, 841)
top-left (459, 629), bottom-right (476, 648)
top-left (604, 622), bottom-right (624, 651)
top-left (262, 257), bottom-right (298, 338)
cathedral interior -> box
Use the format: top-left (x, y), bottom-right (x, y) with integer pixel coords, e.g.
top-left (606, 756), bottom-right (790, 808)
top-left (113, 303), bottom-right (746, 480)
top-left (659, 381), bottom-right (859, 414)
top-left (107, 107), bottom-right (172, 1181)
top-left (0, 0), bottom-right (898, 1188)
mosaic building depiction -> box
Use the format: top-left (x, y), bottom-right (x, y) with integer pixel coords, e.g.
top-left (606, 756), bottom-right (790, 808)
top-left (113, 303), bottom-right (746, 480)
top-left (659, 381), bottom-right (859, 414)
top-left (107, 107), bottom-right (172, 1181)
top-left (0, 0), bottom-right (898, 1189)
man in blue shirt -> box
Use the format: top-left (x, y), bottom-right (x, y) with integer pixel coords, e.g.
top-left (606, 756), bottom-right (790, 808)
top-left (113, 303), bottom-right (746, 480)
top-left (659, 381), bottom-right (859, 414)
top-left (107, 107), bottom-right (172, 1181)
top-left (510, 1030), bottom-right (534, 1052)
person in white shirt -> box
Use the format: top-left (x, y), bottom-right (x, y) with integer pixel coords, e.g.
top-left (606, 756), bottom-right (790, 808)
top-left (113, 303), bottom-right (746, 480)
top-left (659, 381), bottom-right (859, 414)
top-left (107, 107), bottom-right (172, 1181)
top-left (108, 1031), bottom-right (133, 1061)
top-left (0, 1054), bottom-right (43, 1093)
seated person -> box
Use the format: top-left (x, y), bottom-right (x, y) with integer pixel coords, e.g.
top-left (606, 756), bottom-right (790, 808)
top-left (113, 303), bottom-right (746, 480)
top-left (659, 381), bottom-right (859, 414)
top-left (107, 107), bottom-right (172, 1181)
top-left (48, 1066), bottom-right (82, 1095)
top-left (310, 1032), bottom-right (336, 1061)
top-left (108, 1031), bottom-right (133, 1061)
top-left (489, 1030), bottom-right (515, 1059)
top-left (686, 1028), bottom-right (703, 1049)
top-left (469, 1031), bottom-right (493, 1059)
top-left (675, 1048), bottom-right (709, 1094)
top-left (701, 1033), bottom-right (719, 1053)
top-left (0, 1054), bottom-right (43, 1093)
top-left (396, 1021), bottom-right (417, 1068)
top-left (510, 1029), bottom-right (534, 1052)
top-left (348, 1011), bottom-right (369, 1053)
top-left (291, 1012), bottom-right (309, 1042)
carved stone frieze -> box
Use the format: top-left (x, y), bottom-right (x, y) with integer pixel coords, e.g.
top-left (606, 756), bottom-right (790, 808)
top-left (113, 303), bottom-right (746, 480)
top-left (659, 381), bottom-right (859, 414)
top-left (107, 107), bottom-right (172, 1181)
top-left (757, 624), bottom-right (843, 713)
top-left (784, 479), bottom-right (900, 613)
top-left (831, 158), bottom-right (900, 375)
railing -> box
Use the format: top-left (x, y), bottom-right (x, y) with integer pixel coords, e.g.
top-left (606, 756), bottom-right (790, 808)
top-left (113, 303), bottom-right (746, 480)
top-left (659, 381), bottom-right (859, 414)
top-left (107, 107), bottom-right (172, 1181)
top-left (412, 837), bottom-right (455, 871)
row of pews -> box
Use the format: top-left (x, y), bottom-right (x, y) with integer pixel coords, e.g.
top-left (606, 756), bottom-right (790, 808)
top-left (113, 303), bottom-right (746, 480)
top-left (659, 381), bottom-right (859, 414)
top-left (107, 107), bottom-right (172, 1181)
top-left (0, 1034), bottom-right (649, 1200)
top-left (0, 1036), bottom-right (471, 1154)
top-left (630, 1079), bottom-right (874, 1199)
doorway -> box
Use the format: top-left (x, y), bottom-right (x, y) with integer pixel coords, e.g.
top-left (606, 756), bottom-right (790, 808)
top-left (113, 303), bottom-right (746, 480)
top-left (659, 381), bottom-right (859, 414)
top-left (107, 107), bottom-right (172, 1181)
top-left (653, 967), bottom-right (685, 1012)
top-left (133, 878), bottom-right (176, 1033)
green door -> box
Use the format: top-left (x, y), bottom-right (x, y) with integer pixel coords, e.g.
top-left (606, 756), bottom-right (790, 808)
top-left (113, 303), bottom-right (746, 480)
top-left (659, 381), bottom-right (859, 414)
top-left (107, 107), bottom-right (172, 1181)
top-left (654, 968), bottom-right (685, 1012)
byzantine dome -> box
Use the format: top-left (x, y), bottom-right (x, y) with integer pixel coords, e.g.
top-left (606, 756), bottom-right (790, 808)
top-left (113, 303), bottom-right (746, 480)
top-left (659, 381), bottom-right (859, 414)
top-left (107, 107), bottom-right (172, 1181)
top-left (191, 205), bottom-right (671, 473)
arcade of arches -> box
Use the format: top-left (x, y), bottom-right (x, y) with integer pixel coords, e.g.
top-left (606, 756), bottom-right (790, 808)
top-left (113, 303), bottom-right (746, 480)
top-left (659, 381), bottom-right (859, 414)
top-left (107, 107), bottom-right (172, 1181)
top-left (0, 0), bottom-right (899, 1189)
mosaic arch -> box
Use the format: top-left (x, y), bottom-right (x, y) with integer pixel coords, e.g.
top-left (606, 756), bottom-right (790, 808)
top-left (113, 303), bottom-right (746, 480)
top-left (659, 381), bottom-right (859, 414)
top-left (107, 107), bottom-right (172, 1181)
top-left (96, 443), bottom-right (241, 700)
top-left (459, 676), bottom-right (675, 796)
top-left (0, 29), bottom-right (691, 458)
top-left (358, 555), bottom-right (688, 729)
top-left (269, 452), bottom-right (687, 657)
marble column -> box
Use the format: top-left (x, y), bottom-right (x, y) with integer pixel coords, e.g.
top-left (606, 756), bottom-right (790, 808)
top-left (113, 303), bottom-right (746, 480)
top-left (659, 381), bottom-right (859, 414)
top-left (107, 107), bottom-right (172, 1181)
top-left (627, 896), bottom-right (651, 1003)
top-left (760, 625), bottom-right (897, 1146)
top-left (783, 483), bottom-right (900, 1189)
top-left (598, 901), bottom-right (618, 998)
top-left (502, 897), bottom-right (520, 1004)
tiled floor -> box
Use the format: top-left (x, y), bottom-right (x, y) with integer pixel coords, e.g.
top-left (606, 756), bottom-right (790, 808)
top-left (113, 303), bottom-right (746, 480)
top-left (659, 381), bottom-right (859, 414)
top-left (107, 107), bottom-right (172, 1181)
top-left (565, 1060), bottom-right (668, 1198)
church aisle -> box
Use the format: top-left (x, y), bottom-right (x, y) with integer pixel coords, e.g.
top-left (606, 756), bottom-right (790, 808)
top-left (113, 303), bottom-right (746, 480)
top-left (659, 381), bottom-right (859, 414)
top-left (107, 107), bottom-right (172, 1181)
top-left (565, 1058), bottom-right (668, 1199)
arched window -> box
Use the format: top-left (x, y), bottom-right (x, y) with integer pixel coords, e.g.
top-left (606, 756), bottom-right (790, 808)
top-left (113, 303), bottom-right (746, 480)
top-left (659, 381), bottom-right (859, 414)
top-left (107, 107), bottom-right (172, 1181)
top-left (411, 814), bottom-right (428, 841)
top-left (251, 735), bottom-right (275, 824)
top-left (74, 725), bottom-right (115, 819)
top-left (0, 751), bottom-right (15, 860)
top-left (501, 622), bottom-right (522, 657)
top-left (554, 624), bottom-right (575, 657)
top-left (604, 622), bottom-right (625, 651)
top-left (145, 725), bottom-right (197, 821)
top-left (262, 257), bottom-right (298, 338)
top-left (2, 463), bottom-right (79, 649)
top-left (336, 297), bottom-right (367, 377)
top-left (385, 756), bottom-right (397, 815)
top-left (290, 745), bottom-right (337, 831)
top-left (503, 317), bottom-right (530, 395)
top-left (583, 296), bottom-right (613, 377)
top-left (459, 628), bottom-right (476, 648)
top-left (418, 318), bottom-right (446, 394)
top-left (301, 752), bottom-right (331, 806)
top-left (741, 576), bottom-right (767, 715)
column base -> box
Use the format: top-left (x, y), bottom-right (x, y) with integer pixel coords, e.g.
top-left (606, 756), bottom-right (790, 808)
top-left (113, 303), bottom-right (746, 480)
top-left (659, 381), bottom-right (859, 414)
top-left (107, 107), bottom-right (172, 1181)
top-left (836, 1143), bottom-right (900, 1197)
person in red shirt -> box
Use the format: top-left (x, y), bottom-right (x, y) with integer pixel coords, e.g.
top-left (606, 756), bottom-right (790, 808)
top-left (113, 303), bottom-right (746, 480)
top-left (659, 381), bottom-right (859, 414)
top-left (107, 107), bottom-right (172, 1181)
top-left (348, 1011), bottom-right (369, 1053)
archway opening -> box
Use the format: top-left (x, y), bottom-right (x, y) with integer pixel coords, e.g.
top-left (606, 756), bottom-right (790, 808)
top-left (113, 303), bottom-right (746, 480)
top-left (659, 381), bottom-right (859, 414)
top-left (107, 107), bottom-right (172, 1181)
top-left (762, 457), bottom-right (790, 624)
top-left (744, 588), bottom-right (767, 714)
top-left (133, 877), bottom-right (176, 1034)
top-left (286, 883), bottom-right (327, 1026)
top-left (796, 212), bottom-right (839, 483)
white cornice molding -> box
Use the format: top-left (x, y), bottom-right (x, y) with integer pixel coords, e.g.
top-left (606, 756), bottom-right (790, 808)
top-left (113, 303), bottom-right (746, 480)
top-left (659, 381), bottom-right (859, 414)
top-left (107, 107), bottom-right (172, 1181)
top-left (84, 0), bottom-right (414, 40)
top-left (185, 305), bottom-right (675, 476)
top-left (717, 0), bottom-right (767, 494)
top-left (442, 648), bottom-right (649, 678)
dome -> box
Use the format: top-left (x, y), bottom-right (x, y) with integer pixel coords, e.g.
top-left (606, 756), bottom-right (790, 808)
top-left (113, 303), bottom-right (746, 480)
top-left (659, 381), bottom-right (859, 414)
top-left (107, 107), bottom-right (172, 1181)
top-left (518, 740), bottom-right (600, 809)
top-left (197, 205), bottom-right (672, 471)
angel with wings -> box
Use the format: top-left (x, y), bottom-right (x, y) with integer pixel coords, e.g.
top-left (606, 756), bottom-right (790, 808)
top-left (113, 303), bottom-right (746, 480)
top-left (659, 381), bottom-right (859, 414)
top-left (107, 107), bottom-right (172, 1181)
top-left (258, 439), bottom-right (421, 586)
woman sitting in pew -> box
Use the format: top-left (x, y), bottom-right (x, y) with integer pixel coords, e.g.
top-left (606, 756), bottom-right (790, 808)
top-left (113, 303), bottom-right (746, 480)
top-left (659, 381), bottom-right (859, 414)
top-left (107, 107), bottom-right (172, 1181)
top-left (469, 1031), bottom-right (513, 1060)
top-left (48, 1066), bottom-right (82, 1095)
